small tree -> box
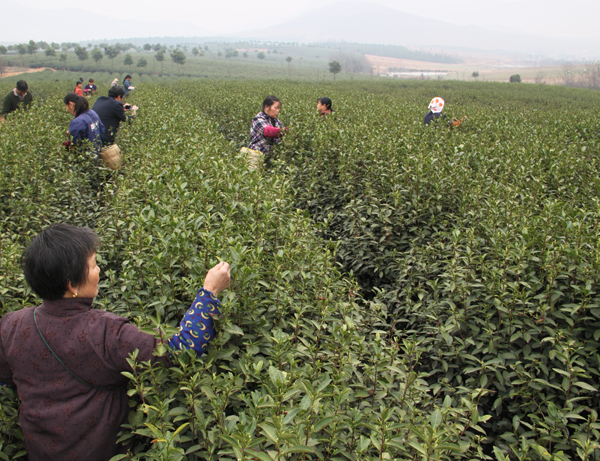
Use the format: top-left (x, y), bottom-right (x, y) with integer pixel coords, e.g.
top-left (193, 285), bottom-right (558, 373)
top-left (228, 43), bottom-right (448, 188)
top-left (143, 43), bottom-right (152, 51)
top-left (286, 56), bottom-right (292, 77)
top-left (51, 42), bottom-right (60, 50)
top-left (510, 74), bottom-right (521, 83)
top-left (225, 48), bottom-right (238, 59)
top-left (329, 60), bottom-right (341, 81)
top-left (192, 47), bottom-right (199, 57)
top-left (257, 51), bottom-right (265, 60)
top-left (472, 71), bottom-right (479, 79)
top-left (16, 43), bottom-right (26, 66)
top-left (104, 46), bottom-right (120, 71)
top-left (170, 49), bottom-right (186, 75)
top-left (137, 57), bottom-right (147, 68)
top-left (0, 45), bottom-right (7, 78)
top-left (27, 40), bottom-right (39, 61)
top-left (74, 46), bottom-right (88, 70)
top-left (155, 50), bottom-right (165, 73)
top-left (59, 53), bottom-right (68, 70)
top-left (124, 53), bottom-right (133, 69)
top-left (92, 48), bottom-right (103, 66)
top-left (45, 47), bottom-right (56, 58)
top-left (243, 51), bottom-right (248, 58)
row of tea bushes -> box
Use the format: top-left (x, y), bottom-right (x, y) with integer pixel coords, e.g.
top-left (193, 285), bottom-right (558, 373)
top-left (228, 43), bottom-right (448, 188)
top-left (186, 80), bottom-right (600, 459)
top-left (0, 84), bottom-right (116, 459)
top-left (1, 82), bottom-right (488, 460)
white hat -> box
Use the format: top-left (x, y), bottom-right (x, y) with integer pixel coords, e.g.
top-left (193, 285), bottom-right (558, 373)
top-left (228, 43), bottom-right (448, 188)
top-left (428, 97), bottom-right (445, 113)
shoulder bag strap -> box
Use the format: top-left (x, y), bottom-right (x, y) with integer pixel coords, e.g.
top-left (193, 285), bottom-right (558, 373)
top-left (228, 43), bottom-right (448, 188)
top-left (33, 307), bottom-right (123, 391)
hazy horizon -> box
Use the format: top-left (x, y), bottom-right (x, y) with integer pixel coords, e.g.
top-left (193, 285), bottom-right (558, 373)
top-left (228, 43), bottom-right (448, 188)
top-left (1, 0), bottom-right (598, 59)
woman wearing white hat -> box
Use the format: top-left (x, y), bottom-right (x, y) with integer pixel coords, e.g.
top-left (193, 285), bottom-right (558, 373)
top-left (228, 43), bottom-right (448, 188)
top-left (424, 97), bottom-right (446, 125)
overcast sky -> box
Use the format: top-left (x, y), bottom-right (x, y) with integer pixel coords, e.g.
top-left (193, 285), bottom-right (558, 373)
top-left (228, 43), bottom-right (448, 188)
top-left (2, 0), bottom-right (598, 43)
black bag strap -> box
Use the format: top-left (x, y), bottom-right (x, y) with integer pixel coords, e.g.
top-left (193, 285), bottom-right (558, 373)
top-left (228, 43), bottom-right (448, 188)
top-left (33, 307), bottom-right (123, 391)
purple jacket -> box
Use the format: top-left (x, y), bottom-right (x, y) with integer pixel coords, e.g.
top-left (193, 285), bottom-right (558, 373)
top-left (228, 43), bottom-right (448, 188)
top-left (0, 288), bottom-right (221, 461)
top-left (0, 298), bottom-right (165, 461)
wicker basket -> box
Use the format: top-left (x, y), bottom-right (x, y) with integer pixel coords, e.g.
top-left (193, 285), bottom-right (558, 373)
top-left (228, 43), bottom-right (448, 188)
top-left (239, 147), bottom-right (263, 170)
top-left (99, 144), bottom-right (122, 170)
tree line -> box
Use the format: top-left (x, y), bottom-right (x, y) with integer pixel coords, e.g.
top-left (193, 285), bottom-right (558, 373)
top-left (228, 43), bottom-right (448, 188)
top-left (0, 39), bottom-right (365, 80)
top-left (310, 41), bottom-right (463, 64)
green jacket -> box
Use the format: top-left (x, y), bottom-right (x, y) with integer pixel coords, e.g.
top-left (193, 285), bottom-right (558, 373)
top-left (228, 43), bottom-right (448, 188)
top-left (1, 90), bottom-right (34, 116)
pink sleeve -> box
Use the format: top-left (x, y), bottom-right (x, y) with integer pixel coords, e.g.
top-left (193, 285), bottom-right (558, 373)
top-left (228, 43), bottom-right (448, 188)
top-left (264, 126), bottom-right (281, 138)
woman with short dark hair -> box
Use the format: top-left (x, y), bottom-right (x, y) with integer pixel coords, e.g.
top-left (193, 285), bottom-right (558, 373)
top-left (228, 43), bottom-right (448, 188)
top-left (248, 95), bottom-right (287, 154)
top-left (0, 223), bottom-right (230, 461)
top-left (317, 97), bottom-right (333, 115)
top-left (63, 92), bottom-right (105, 155)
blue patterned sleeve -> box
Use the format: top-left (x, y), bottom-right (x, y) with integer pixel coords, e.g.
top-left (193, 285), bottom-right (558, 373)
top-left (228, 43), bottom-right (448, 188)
top-left (167, 288), bottom-right (221, 357)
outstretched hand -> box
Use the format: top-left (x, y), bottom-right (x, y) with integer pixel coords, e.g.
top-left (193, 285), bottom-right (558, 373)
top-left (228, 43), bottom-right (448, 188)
top-left (202, 261), bottom-right (231, 296)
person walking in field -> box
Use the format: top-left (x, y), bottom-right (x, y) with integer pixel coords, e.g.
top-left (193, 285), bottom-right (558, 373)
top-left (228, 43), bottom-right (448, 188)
top-left (248, 95), bottom-right (287, 155)
top-left (1, 80), bottom-right (33, 117)
top-left (63, 93), bottom-right (105, 157)
top-left (424, 96), bottom-right (446, 125)
top-left (317, 97), bottom-right (333, 115)
top-left (0, 223), bottom-right (230, 461)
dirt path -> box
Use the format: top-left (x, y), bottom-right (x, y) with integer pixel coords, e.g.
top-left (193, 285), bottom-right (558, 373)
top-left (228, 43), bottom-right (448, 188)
top-left (1, 67), bottom-right (55, 78)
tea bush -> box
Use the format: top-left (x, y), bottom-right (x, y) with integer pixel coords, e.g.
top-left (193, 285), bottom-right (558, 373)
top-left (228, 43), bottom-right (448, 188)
top-left (2, 79), bottom-right (600, 459)
top-left (187, 80), bottom-right (600, 458)
top-left (1, 82), bottom-right (490, 460)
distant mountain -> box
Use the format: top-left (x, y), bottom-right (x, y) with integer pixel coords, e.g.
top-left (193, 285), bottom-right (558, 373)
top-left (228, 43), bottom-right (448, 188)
top-left (231, 0), bottom-right (600, 59)
top-left (3, 0), bottom-right (598, 60)
top-left (0, 3), bottom-right (212, 43)
top-left (379, 0), bottom-right (600, 41)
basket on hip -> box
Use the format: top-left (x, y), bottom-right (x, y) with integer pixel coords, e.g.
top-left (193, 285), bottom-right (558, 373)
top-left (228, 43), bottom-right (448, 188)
top-left (240, 147), bottom-right (263, 170)
top-left (99, 144), bottom-right (122, 170)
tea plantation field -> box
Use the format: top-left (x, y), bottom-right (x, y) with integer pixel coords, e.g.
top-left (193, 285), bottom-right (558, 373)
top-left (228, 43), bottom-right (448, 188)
top-left (1, 79), bottom-right (599, 460)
